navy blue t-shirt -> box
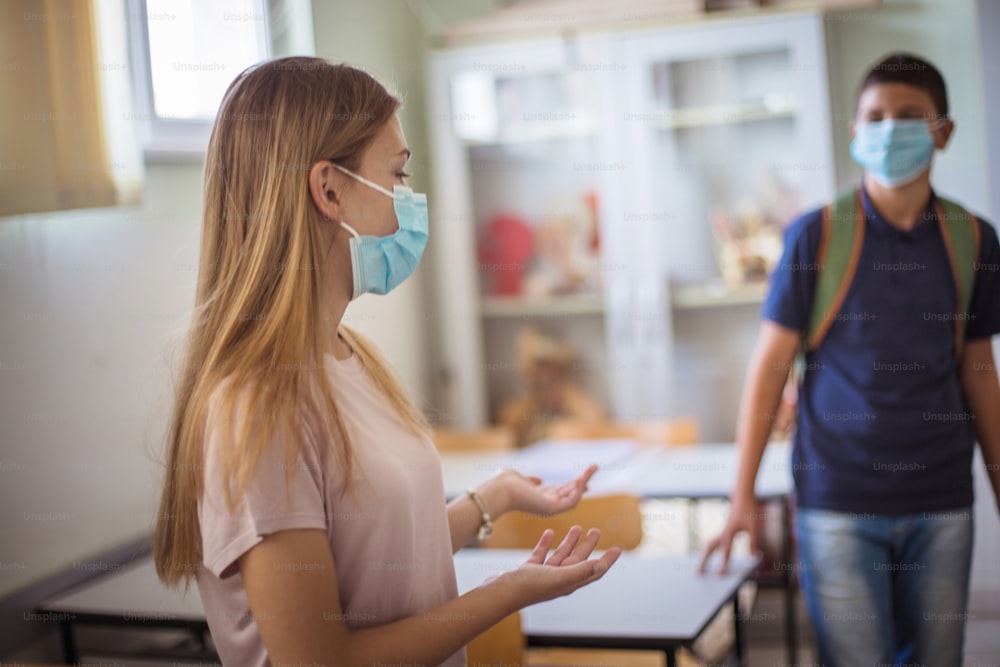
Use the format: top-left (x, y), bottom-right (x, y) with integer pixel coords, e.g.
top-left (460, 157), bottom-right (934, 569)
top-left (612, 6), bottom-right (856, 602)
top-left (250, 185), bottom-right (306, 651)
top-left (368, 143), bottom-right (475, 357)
top-left (764, 185), bottom-right (1000, 514)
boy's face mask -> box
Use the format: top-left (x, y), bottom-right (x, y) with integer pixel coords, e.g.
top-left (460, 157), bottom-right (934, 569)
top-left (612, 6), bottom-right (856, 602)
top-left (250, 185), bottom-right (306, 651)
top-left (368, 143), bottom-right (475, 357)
top-left (849, 119), bottom-right (942, 188)
top-left (333, 164), bottom-right (429, 300)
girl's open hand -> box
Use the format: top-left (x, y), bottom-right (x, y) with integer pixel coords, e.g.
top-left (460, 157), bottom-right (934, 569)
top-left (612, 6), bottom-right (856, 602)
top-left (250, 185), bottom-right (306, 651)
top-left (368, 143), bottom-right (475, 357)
top-left (496, 525), bottom-right (621, 607)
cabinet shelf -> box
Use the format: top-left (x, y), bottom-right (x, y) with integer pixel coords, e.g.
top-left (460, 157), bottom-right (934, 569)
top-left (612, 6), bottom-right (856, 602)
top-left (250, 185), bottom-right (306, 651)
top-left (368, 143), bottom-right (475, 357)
top-left (671, 281), bottom-right (768, 308)
top-left (481, 294), bottom-right (604, 318)
top-left (461, 117), bottom-right (598, 147)
top-left (654, 103), bottom-right (796, 130)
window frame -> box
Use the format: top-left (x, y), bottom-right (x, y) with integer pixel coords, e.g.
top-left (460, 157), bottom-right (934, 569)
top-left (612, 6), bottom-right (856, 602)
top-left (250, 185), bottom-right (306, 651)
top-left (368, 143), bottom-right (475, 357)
top-left (125, 0), bottom-right (315, 163)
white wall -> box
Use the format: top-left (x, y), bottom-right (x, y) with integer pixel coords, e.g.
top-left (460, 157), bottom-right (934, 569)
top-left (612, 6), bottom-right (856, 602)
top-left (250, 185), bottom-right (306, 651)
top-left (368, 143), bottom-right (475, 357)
top-left (975, 0), bottom-right (1000, 222)
top-left (0, 164), bottom-right (203, 597)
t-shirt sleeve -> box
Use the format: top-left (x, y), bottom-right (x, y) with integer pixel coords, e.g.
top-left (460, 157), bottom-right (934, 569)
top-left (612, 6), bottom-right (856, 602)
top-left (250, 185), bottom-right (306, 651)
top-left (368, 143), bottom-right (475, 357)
top-left (965, 217), bottom-right (1000, 340)
top-left (198, 394), bottom-right (327, 579)
top-left (762, 209), bottom-right (823, 332)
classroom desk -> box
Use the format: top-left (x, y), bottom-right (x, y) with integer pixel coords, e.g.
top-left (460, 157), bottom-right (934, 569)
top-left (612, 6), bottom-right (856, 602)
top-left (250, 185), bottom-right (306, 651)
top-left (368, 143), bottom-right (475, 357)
top-left (441, 439), bottom-right (799, 663)
top-left (38, 558), bottom-right (210, 664)
top-left (440, 439), bottom-right (793, 500)
top-left (455, 549), bottom-right (760, 667)
top-left (39, 550), bottom-right (755, 667)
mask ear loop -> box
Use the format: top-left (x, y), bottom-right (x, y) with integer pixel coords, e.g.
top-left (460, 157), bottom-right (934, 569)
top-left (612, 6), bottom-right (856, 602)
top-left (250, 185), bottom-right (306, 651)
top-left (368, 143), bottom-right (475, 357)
top-left (330, 162), bottom-right (407, 238)
top-left (331, 163), bottom-right (396, 198)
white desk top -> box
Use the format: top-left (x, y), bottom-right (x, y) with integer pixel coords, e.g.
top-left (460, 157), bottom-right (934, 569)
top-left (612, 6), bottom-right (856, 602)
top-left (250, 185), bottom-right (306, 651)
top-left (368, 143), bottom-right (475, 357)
top-left (42, 548), bottom-right (757, 646)
top-left (41, 558), bottom-right (204, 622)
top-left (441, 440), bottom-right (793, 500)
top-left (619, 441), bottom-right (792, 499)
top-left (439, 438), bottom-right (637, 497)
top-left (454, 549), bottom-right (759, 643)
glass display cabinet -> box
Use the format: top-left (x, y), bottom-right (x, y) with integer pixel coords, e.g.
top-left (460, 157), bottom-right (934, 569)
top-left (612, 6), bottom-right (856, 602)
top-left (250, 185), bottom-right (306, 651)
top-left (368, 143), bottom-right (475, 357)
top-left (426, 11), bottom-right (835, 438)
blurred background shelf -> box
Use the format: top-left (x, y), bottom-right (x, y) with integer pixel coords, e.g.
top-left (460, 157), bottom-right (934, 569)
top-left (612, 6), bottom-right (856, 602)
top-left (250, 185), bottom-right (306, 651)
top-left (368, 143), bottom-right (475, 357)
top-left (672, 281), bottom-right (769, 308)
top-left (655, 102), bottom-right (796, 129)
top-left (462, 119), bottom-right (598, 146)
top-left (481, 294), bottom-right (605, 318)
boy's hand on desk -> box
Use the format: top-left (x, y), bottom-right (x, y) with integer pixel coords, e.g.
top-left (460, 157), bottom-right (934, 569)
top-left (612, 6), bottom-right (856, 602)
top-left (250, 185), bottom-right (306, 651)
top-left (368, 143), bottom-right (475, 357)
top-left (697, 493), bottom-right (762, 575)
top-left (499, 464), bottom-right (597, 517)
top-left (494, 526), bottom-right (621, 606)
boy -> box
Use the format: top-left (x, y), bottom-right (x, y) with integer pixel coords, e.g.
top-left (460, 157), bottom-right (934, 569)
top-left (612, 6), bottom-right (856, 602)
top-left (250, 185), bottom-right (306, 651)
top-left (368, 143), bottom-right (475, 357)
top-left (700, 52), bottom-right (1000, 666)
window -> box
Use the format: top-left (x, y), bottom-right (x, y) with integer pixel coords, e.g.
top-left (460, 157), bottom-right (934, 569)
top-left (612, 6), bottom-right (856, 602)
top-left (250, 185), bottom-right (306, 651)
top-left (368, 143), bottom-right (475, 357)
top-left (127, 0), bottom-right (315, 161)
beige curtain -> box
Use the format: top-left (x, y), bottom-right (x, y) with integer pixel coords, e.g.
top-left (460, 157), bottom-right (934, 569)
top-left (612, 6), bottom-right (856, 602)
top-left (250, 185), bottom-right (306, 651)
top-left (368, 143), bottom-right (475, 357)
top-left (0, 0), bottom-right (118, 216)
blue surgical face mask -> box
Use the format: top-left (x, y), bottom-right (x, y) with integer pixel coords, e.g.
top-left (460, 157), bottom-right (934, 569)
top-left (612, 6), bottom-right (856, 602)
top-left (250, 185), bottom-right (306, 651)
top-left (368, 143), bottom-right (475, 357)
top-left (849, 119), bottom-right (938, 188)
top-left (333, 164), bottom-right (429, 299)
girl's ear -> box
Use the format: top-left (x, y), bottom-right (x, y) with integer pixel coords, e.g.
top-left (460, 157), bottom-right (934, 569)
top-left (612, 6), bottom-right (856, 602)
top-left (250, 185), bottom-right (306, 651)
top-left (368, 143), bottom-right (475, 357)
top-left (308, 160), bottom-right (343, 222)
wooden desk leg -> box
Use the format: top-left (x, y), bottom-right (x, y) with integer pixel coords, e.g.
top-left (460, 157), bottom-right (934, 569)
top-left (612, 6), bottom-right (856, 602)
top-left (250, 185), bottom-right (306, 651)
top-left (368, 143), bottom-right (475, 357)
top-left (782, 497), bottom-right (798, 665)
top-left (59, 618), bottom-right (78, 664)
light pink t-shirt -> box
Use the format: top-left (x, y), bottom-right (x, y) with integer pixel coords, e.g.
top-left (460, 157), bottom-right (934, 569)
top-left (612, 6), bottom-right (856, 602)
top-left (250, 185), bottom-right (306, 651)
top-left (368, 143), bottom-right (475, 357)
top-left (195, 352), bottom-right (466, 667)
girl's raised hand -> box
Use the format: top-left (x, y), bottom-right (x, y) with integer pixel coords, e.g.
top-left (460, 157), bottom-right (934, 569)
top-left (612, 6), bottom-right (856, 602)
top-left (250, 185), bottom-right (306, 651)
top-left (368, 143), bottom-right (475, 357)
top-left (501, 464), bottom-right (598, 516)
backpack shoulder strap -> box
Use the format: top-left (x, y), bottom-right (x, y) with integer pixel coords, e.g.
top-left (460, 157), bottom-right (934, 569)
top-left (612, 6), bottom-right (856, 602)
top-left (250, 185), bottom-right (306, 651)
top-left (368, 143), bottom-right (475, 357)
top-left (935, 195), bottom-right (981, 358)
top-left (806, 189), bottom-right (866, 350)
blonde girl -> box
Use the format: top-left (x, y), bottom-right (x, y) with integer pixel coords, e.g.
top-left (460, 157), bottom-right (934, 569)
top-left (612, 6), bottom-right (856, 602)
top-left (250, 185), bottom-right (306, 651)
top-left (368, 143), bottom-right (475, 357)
top-left (153, 56), bottom-right (620, 667)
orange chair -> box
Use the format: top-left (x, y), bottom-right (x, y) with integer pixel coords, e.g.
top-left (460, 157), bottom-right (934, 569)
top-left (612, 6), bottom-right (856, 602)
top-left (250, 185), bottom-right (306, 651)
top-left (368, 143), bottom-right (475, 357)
top-left (466, 611), bottom-right (524, 667)
top-left (432, 425), bottom-right (517, 453)
top-left (471, 423), bottom-right (707, 667)
top-left (547, 418), bottom-right (699, 446)
top-left (476, 492), bottom-right (675, 667)
top-left (483, 493), bottom-right (643, 551)
top-left (466, 614), bottom-right (705, 667)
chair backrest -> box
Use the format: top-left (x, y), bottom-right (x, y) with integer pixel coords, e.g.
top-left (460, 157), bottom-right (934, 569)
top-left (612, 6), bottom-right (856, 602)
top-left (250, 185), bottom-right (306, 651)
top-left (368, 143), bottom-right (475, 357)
top-left (432, 426), bottom-right (517, 453)
top-left (483, 493), bottom-right (643, 551)
top-left (635, 418), bottom-right (699, 446)
top-left (547, 419), bottom-right (632, 440)
top-left (466, 611), bottom-right (523, 667)
top-left (547, 418), bottom-right (699, 446)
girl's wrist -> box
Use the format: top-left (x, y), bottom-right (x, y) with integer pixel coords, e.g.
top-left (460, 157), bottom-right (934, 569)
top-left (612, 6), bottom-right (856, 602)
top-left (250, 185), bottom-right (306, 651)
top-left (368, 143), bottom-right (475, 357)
top-left (490, 566), bottom-right (533, 611)
top-left (477, 474), bottom-right (513, 519)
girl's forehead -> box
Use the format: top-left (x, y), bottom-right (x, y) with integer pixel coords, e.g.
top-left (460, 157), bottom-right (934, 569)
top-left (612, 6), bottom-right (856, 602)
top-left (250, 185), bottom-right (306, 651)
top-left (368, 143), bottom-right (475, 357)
top-left (359, 116), bottom-right (409, 170)
top-left (371, 116), bottom-right (407, 151)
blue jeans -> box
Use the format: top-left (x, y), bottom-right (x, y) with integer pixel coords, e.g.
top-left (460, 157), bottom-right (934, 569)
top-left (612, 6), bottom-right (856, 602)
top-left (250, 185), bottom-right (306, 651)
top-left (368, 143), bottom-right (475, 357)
top-left (795, 507), bottom-right (973, 667)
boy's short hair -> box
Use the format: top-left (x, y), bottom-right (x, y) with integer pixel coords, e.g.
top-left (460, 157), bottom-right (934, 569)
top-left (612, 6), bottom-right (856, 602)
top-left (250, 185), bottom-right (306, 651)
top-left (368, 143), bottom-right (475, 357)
top-left (857, 52), bottom-right (949, 118)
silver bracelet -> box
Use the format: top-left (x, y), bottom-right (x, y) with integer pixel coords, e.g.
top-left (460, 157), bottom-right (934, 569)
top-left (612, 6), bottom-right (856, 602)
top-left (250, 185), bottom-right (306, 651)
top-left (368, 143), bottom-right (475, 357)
top-left (466, 488), bottom-right (493, 541)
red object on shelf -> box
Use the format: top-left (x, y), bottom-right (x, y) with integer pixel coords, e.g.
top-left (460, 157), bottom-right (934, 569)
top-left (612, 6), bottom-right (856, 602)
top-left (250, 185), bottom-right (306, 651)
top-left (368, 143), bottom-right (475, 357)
top-left (478, 213), bottom-right (534, 296)
top-left (585, 189), bottom-right (600, 252)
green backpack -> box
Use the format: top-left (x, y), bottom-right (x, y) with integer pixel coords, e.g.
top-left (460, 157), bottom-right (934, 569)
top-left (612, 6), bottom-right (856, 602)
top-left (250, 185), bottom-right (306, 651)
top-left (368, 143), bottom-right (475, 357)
top-left (804, 188), bottom-right (981, 359)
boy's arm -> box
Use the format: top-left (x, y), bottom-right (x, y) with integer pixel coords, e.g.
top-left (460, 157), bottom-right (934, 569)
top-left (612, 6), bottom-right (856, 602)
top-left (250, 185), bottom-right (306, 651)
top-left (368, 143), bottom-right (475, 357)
top-left (699, 320), bottom-right (801, 573)
top-left (960, 338), bottom-right (1000, 515)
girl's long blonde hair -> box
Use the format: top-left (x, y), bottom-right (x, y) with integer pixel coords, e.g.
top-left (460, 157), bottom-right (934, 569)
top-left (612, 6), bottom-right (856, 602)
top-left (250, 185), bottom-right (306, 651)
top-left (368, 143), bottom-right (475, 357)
top-left (154, 57), bottom-right (427, 588)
